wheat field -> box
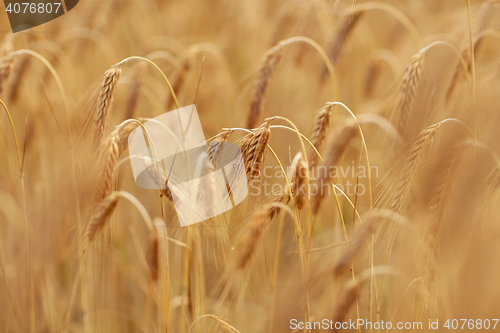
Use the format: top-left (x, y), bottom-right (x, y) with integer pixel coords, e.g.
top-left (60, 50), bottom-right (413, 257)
top-left (1, 0), bottom-right (500, 332)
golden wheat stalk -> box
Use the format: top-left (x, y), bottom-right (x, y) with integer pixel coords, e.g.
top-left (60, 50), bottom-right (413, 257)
top-left (395, 50), bottom-right (425, 139)
top-left (86, 192), bottom-right (121, 244)
top-left (94, 67), bottom-right (122, 146)
top-left (247, 44), bottom-right (284, 129)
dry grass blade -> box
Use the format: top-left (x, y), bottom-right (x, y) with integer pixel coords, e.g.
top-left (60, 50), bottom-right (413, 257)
top-left (390, 122), bottom-right (441, 214)
top-left (241, 119), bottom-right (272, 180)
top-left (321, 11), bottom-right (363, 80)
top-left (86, 192), bottom-right (121, 244)
top-left (395, 50), bottom-right (425, 139)
top-left (308, 104), bottom-right (332, 167)
top-left (247, 44), bottom-right (284, 129)
top-left (95, 131), bottom-right (120, 203)
top-left (312, 120), bottom-right (358, 215)
top-left (94, 67), bottom-right (122, 146)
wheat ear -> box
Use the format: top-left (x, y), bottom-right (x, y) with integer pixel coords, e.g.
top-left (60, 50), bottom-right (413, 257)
top-left (390, 122), bottom-right (441, 213)
top-left (94, 67), bottom-right (122, 146)
top-left (241, 119), bottom-right (272, 180)
top-left (395, 50), bottom-right (425, 139)
top-left (95, 131), bottom-right (120, 203)
top-left (308, 104), bottom-right (332, 167)
top-left (247, 44), bottom-right (284, 129)
top-left (86, 192), bottom-right (121, 244)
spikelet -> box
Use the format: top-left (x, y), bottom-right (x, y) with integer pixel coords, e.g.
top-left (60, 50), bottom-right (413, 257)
top-left (395, 50), bottom-right (425, 139)
top-left (94, 67), bottom-right (122, 146)
top-left (86, 192), bottom-right (121, 244)
top-left (247, 44), bottom-right (284, 129)
top-left (308, 104), bottom-right (332, 166)
top-left (312, 120), bottom-right (358, 215)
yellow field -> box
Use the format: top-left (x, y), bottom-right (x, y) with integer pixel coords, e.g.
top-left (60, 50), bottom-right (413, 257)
top-left (1, 0), bottom-right (500, 332)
